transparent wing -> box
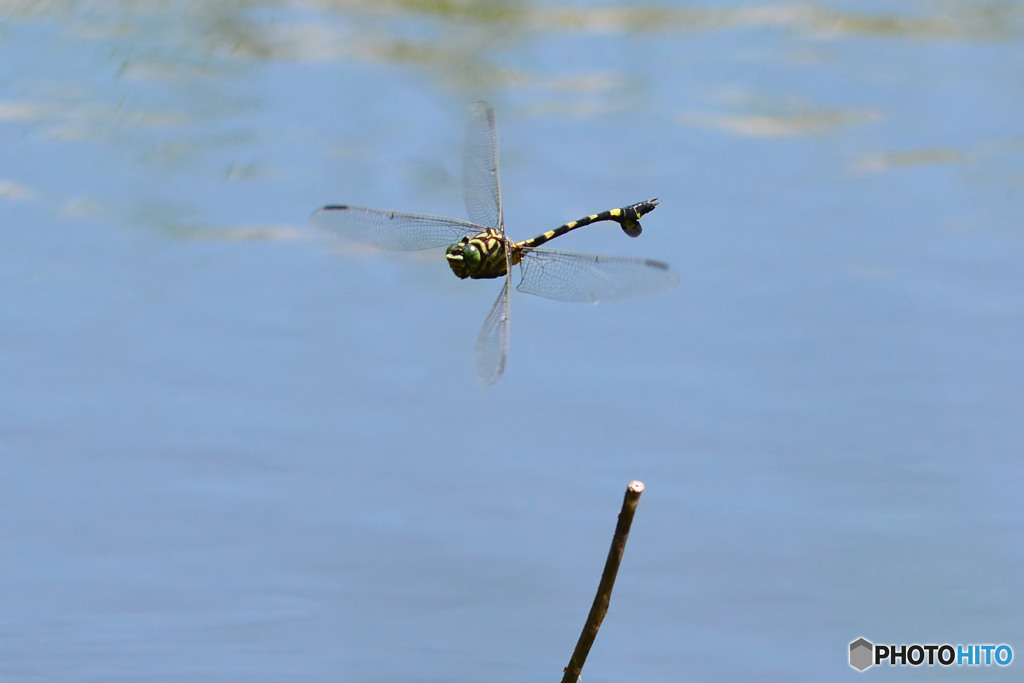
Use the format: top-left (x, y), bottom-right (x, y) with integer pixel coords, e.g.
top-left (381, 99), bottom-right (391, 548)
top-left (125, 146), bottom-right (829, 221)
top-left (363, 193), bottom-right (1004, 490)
top-left (517, 248), bottom-right (679, 303)
top-left (311, 205), bottom-right (485, 251)
top-left (463, 101), bottom-right (503, 232)
top-left (475, 275), bottom-right (511, 386)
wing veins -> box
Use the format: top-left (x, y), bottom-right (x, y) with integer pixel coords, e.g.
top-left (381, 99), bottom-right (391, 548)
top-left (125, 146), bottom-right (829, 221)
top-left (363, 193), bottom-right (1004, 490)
top-left (311, 205), bottom-right (486, 251)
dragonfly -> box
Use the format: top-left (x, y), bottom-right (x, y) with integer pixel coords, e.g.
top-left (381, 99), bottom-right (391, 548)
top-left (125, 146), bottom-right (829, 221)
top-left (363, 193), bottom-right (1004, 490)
top-left (311, 101), bottom-right (678, 385)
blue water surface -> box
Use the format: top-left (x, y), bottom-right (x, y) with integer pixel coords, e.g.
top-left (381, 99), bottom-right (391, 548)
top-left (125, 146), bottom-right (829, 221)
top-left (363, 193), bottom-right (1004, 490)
top-left (1, 2), bottom-right (1022, 681)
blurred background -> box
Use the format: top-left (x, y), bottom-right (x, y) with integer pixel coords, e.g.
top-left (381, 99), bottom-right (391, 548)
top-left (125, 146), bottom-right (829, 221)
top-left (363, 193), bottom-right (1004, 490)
top-left (1, 1), bottom-right (1022, 681)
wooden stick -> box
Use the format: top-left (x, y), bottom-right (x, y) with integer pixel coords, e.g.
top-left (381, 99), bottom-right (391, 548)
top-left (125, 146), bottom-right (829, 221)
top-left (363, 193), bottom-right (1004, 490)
top-left (560, 480), bottom-right (645, 683)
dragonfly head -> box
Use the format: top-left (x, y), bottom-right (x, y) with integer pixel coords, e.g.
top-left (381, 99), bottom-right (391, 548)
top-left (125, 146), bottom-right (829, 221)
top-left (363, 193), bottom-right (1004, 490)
top-left (445, 238), bottom-right (482, 279)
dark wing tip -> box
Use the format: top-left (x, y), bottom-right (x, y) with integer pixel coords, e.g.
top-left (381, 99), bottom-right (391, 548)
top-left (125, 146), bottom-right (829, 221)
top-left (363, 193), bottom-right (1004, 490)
top-left (310, 204), bottom-right (349, 220)
top-left (649, 259), bottom-right (681, 287)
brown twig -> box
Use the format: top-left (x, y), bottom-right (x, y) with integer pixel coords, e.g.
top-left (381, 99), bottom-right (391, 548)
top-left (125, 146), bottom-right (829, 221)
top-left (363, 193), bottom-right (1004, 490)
top-left (560, 480), bottom-right (645, 683)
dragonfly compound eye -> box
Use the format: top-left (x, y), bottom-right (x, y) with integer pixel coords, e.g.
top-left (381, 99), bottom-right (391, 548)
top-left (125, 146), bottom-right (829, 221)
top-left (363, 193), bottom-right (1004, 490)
top-left (461, 243), bottom-right (482, 266)
top-left (445, 240), bottom-right (482, 279)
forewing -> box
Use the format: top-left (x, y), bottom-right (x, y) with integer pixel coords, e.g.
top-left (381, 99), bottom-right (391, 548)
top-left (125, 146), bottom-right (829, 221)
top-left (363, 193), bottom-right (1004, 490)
top-left (311, 205), bottom-right (483, 251)
top-left (475, 276), bottom-right (511, 386)
top-left (463, 101), bottom-right (502, 232)
top-left (517, 248), bottom-right (679, 302)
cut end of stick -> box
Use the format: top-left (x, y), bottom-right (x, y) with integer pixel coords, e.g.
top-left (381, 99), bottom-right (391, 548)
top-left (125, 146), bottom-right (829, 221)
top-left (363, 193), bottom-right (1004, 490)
top-left (560, 479), bottom-right (646, 683)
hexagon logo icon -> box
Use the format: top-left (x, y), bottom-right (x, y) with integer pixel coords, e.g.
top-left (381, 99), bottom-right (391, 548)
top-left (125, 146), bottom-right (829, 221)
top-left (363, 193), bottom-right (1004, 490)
top-left (850, 637), bottom-right (874, 671)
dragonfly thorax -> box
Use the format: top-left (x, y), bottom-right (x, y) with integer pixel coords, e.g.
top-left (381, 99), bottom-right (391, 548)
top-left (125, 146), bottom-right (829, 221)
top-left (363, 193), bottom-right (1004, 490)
top-left (445, 229), bottom-right (520, 280)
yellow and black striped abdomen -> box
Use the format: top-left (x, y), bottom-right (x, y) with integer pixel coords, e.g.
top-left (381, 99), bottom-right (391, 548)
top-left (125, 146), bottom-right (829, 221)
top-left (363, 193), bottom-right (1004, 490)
top-left (518, 199), bottom-right (659, 250)
top-left (445, 230), bottom-right (521, 280)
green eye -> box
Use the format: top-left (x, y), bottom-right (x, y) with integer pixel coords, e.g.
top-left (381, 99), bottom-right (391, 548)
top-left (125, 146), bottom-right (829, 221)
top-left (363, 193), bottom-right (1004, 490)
top-left (462, 243), bottom-right (482, 266)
